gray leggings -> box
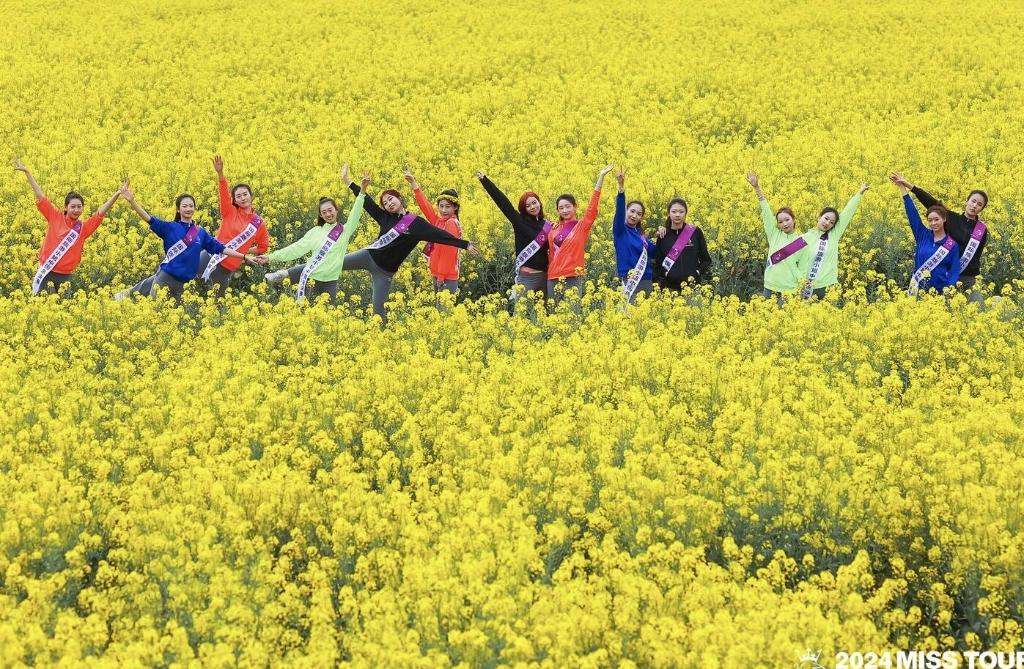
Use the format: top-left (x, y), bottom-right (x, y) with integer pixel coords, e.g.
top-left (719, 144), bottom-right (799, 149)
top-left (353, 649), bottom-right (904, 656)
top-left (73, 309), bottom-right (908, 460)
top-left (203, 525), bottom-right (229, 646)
top-left (548, 276), bottom-right (584, 308)
top-left (434, 278), bottom-right (459, 294)
top-left (341, 249), bottom-right (395, 323)
top-left (287, 264), bottom-right (339, 305)
top-left (36, 271), bottom-right (73, 296)
top-left (509, 269), bottom-right (547, 313)
top-left (197, 251), bottom-right (234, 296)
top-left (131, 270), bottom-right (186, 301)
top-left (622, 278), bottom-right (653, 304)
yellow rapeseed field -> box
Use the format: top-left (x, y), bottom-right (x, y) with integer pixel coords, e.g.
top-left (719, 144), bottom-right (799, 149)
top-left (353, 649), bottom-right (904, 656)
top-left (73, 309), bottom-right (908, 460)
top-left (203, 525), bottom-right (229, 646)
top-left (3, 0), bottom-right (1024, 667)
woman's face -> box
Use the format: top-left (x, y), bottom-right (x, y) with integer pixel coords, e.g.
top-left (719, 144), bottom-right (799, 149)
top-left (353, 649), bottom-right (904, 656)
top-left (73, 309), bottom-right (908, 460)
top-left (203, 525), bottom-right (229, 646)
top-left (381, 193), bottom-right (403, 214)
top-left (626, 203), bottom-right (645, 227)
top-left (927, 211), bottom-right (946, 232)
top-left (178, 198), bottom-right (196, 221)
top-left (776, 211), bottom-right (795, 233)
top-left (556, 199), bottom-right (577, 221)
top-left (233, 187), bottom-right (252, 209)
top-left (437, 199), bottom-right (456, 217)
top-left (320, 202), bottom-right (338, 224)
top-left (524, 196), bottom-right (541, 217)
top-left (668, 203), bottom-right (687, 226)
top-left (66, 199), bottom-right (84, 219)
top-left (965, 193), bottom-right (987, 218)
top-left (818, 211), bottom-right (837, 232)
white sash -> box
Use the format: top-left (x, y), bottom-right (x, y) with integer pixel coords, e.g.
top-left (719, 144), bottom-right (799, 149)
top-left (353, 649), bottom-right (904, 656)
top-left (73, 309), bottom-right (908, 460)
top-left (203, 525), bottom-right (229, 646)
top-left (366, 213), bottom-right (415, 250)
top-left (514, 221), bottom-right (552, 277)
top-left (801, 233), bottom-right (829, 300)
top-left (297, 223), bottom-right (344, 302)
top-left (958, 219), bottom-right (986, 272)
top-left (32, 222), bottom-right (82, 295)
top-left (161, 224), bottom-right (200, 267)
top-left (622, 237), bottom-right (649, 301)
top-left (203, 215), bottom-right (263, 280)
top-left (908, 236), bottom-right (956, 296)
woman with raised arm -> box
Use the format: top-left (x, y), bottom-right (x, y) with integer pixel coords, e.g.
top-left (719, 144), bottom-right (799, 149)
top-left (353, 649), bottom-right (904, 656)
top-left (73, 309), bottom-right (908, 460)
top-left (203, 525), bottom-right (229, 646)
top-left (746, 171), bottom-right (807, 303)
top-left (342, 172), bottom-right (480, 325)
top-left (891, 176), bottom-right (961, 295)
top-left (891, 172), bottom-right (988, 301)
top-left (118, 184), bottom-right (260, 302)
top-left (797, 183), bottom-right (870, 300)
top-left (546, 164), bottom-right (614, 306)
top-left (652, 197), bottom-right (712, 293)
top-left (263, 166), bottom-right (368, 305)
top-left (476, 171), bottom-right (550, 307)
top-left (611, 167), bottom-right (657, 303)
top-left (403, 166), bottom-right (463, 297)
top-left (14, 159), bottom-right (123, 296)
top-left (197, 155), bottom-right (271, 295)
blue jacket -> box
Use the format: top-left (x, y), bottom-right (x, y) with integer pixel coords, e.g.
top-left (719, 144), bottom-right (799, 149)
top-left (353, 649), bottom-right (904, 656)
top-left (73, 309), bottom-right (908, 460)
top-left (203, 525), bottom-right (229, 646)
top-left (150, 217), bottom-right (226, 282)
top-left (904, 194), bottom-right (961, 292)
top-left (612, 192), bottom-right (656, 280)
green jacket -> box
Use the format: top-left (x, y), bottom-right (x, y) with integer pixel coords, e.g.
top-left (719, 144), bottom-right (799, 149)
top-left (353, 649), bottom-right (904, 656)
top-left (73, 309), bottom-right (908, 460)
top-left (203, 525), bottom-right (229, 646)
top-left (268, 194), bottom-right (364, 280)
top-left (798, 192), bottom-right (863, 289)
top-left (760, 199), bottom-right (806, 293)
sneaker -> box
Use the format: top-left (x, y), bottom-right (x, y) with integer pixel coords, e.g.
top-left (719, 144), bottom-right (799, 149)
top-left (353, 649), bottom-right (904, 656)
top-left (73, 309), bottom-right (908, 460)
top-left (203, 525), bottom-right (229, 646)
top-left (114, 289), bottom-right (129, 302)
top-left (265, 270), bottom-right (288, 284)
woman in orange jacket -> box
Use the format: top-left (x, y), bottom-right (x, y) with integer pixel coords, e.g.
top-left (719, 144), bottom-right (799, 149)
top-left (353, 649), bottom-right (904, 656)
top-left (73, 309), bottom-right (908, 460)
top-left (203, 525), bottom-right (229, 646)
top-left (14, 159), bottom-right (124, 296)
top-left (197, 155), bottom-right (270, 295)
top-left (402, 166), bottom-right (463, 296)
top-left (547, 164), bottom-right (614, 306)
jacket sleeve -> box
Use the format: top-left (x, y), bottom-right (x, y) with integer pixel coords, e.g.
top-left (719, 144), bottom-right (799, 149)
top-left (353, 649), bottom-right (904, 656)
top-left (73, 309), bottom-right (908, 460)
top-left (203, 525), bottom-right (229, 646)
top-left (652, 235), bottom-right (667, 281)
top-left (413, 188), bottom-right (439, 225)
top-left (253, 222), bottom-right (270, 254)
top-left (612, 192), bottom-right (626, 240)
top-left (911, 186), bottom-right (939, 210)
top-left (580, 189), bottom-right (601, 233)
top-left (339, 193), bottom-right (365, 245)
top-left (218, 178), bottom-right (233, 220)
top-left (349, 182), bottom-right (388, 228)
top-left (760, 199), bottom-right (776, 241)
top-left (834, 192), bottom-right (863, 239)
top-left (269, 227), bottom-right (319, 263)
top-left (904, 193), bottom-right (927, 243)
top-left (412, 217), bottom-right (469, 248)
top-left (201, 229), bottom-right (226, 255)
top-left (81, 212), bottom-right (106, 238)
top-left (479, 176), bottom-right (522, 228)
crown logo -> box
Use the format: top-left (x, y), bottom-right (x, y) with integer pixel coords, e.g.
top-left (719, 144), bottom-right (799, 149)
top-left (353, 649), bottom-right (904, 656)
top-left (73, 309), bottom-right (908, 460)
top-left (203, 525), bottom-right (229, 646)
top-left (795, 649), bottom-right (825, 669)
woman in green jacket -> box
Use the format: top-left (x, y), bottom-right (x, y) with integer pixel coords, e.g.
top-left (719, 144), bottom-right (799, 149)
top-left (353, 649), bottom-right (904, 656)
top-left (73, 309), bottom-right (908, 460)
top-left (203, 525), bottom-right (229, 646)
top-left (746, 171), bottom-right (807, 303)
top-left (262, 166), bottom-right (368, 305)
top-left (797, 183), bottom-right (869, 299)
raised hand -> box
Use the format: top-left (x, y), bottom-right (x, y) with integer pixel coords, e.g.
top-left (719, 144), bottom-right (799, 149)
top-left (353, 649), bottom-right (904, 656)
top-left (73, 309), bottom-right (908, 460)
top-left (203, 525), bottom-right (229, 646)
top-left (889, 172), bottom-right (912, 189)
top-left (746, 171), bottom-right (759, 188)
top-left (475, 171), bottom-right (486, 180)
top-left (616, 166), bottom-right (626, 188)
top-left (120, 180), bottom-right (135, 202)
top-left (12, 158), bottom-right (28, 173)
top-left (212, 155), bottom-right (224, 176)
top-left (402, 165), bottom-right (416, 186)
top-left (859, 182), bottom-right (871, 195)
top-left (360, 172), bottom-right (371, 191)
top-left (341, 162), bottom-right (350, 184)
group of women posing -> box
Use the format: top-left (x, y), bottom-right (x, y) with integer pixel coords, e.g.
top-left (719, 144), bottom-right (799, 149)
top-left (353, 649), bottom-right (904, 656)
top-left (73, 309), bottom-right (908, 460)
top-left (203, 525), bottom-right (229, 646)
top-left (13, 156), bottom-right (991, 319)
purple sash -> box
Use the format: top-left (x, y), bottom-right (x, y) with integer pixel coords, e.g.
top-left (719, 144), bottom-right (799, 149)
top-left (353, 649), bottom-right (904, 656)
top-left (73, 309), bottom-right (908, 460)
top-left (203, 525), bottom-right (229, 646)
top-left (367, 213), bottom-right (416, 250)
top-left (958, 219), bottom-right (987, 272)
top-left (513, 220), bottom-right (553, 276)
top-left (161, 224), bottom-right (200, 267)
top-left (909, 236), bottom-right (957, 296)
top-left (552, 220), bottom-right (578, 249)
top-left (661, 224), bottom-right (697, 272)
top-left (767, 237), bottom-right (808, 267)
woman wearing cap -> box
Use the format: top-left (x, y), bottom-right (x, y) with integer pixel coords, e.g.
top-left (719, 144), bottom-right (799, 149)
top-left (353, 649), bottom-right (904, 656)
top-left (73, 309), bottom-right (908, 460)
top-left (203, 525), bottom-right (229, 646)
top-left (342, 172), bottom-right (480, 324)
top-left (403, 166), bottom-right (463, 296)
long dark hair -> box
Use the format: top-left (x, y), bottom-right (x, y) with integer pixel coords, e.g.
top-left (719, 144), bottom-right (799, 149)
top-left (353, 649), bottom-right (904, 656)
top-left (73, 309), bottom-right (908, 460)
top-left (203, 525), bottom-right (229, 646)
top-left (518, 191), bottom-right (545, 220)
top-left (626, 199), bottom-right (646, 234)
top-left (174, 193), bottom-right (196, 222)
top-left (63, 191), bottom-right (84, 214)
top-left (819, 206), bottom-right (839, 226)
top-left (317, 197), bottom-right (338, 225)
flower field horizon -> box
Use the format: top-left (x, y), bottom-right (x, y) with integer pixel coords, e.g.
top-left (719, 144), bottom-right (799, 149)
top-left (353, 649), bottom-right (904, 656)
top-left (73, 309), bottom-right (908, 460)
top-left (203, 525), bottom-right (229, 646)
top-left (3, 0), bottom-right (1024, 667)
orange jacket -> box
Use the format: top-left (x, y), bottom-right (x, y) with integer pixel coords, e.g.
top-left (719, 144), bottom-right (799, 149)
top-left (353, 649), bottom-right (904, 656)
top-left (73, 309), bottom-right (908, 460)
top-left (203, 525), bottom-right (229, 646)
top-left (214, 178), bottom-right (269, 271)
top-left (414, 188), bottom-right (461, 281)
top-left (36, 198), bottom-right (105, 274)
top-left (547, 189), bottom-right (601, 279)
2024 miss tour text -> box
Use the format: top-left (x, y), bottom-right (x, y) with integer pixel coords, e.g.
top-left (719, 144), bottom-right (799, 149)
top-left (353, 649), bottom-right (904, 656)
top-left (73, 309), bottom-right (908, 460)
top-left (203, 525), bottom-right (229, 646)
top-left (833, 651), bottom-right (1024, 669)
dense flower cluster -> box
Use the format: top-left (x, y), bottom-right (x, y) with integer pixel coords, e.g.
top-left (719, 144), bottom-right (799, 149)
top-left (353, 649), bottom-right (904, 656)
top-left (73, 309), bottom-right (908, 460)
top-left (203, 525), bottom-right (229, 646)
top-left (1, 288), bottom-right (1023, 666)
